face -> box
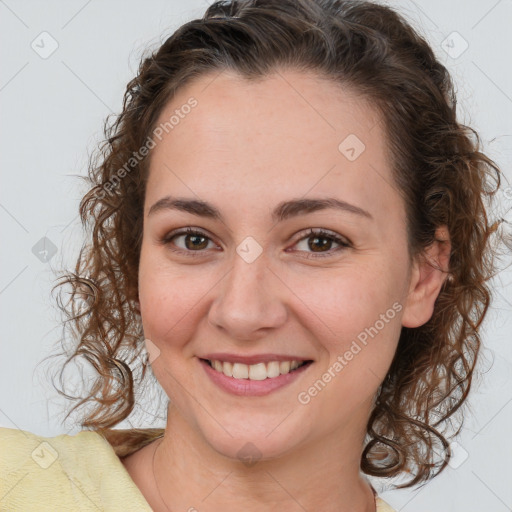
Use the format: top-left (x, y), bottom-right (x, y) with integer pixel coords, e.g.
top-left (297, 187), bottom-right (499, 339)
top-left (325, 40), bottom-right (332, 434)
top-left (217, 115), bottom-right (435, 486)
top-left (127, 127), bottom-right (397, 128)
top-left (138, 69), bottom-right (416, 461)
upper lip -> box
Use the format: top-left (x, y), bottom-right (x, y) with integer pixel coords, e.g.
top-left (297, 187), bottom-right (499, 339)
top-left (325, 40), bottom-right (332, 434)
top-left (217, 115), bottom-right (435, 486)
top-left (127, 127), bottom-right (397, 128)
top-left (200, 353), bottom-right (313, 365)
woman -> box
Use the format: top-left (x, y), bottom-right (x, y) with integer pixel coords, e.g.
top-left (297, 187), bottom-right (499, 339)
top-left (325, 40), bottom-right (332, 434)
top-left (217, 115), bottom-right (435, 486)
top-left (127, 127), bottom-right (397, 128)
top-left (0, 0), bottom-right (505, 510)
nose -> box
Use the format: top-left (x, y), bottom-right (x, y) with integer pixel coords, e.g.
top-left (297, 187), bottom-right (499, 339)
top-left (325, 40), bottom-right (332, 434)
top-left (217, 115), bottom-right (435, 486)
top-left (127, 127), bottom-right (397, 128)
top-left (207, 251), bottom-right (288, 341)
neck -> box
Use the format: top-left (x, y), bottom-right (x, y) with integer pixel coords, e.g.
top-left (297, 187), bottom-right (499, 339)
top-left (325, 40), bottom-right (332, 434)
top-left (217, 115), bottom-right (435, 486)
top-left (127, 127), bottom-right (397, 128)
top-left (139, 403), bottom-right (376, 512)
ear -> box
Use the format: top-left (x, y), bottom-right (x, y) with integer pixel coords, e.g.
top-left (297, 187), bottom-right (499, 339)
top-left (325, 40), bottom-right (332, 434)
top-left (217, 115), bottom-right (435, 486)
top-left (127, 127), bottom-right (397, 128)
top-left (401, 226), bottom-right (451, 328)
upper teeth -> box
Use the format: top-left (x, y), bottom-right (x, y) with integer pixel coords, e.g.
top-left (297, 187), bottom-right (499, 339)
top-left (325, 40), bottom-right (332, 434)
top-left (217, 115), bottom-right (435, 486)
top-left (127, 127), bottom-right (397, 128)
top-left (209, 360), bottom-right (305, 380)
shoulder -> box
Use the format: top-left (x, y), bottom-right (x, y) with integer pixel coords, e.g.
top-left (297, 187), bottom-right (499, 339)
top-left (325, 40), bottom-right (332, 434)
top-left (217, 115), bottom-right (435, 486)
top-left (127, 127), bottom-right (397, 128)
top-left (376, 496), bottom-right (397, 512)
top-left (0, 428), bottom-right (109, 478)
top-left (0, 426), bottom-right (152, 511)
top-left (0, 425), bottom-right (104, 466)
top-left (0, 426), bottom-right (114, 479)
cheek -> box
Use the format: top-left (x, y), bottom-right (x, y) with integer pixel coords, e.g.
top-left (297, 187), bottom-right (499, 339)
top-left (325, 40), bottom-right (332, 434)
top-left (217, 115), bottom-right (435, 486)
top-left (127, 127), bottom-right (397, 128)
top-left (289, 263), bottom-right (403, 393)
top-left (291, 263), bottom-right (401, 339)
top-left (294, 283), bottom-right (402, 418)
top-left (138, 249), bottom-right (213, 346)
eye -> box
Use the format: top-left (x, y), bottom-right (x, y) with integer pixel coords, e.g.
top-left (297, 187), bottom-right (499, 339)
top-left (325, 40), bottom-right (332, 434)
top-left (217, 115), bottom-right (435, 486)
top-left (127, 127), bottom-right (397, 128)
top-left (290, 228), bottom-right (351, 258)
top-left (160, 227), bottom-right (218, 256)
top-left (159, 227), bottom-right (351, 259)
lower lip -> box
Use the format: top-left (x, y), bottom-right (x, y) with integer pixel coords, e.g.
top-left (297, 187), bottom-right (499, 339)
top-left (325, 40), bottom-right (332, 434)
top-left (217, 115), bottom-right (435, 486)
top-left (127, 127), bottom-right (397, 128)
top-left (199, 358), bottom-right (313, 396)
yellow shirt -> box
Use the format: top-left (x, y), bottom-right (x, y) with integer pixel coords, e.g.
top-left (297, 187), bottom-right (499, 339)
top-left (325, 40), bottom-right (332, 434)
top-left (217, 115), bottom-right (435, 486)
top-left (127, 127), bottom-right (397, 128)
top-left (0, 427), bottom-right (396, 511)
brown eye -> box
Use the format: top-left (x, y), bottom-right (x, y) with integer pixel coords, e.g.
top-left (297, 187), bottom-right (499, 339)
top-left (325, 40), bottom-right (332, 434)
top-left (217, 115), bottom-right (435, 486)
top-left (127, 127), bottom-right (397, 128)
top-left (292, 228), bottom-right (351, 258)
top-left (161, 228), bottom-right (216, 253)
top-left (182, 232), bottom-right (209, 250)
top-left (307, 235), bottom-right (334, 252)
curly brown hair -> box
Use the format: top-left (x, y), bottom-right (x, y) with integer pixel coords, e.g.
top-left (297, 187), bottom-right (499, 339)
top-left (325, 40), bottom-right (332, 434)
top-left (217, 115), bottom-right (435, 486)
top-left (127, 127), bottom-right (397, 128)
top-left (47, 0), bottom-right (506, 489)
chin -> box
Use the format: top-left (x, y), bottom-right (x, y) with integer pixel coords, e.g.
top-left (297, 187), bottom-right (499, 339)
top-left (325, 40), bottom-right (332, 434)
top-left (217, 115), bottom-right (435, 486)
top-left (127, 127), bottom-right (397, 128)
top-left (197, 416), bottom-right (310, 464)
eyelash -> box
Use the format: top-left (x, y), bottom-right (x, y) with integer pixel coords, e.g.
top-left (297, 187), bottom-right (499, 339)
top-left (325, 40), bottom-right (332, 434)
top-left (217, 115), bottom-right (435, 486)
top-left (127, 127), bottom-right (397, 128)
top-left (159, 227), bottom-right (351, 259)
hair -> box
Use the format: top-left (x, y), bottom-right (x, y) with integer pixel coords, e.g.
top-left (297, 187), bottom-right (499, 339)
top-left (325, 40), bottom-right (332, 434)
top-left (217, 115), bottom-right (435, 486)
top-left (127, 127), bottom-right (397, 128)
top-left (48, 0), bottom-right (507, 489)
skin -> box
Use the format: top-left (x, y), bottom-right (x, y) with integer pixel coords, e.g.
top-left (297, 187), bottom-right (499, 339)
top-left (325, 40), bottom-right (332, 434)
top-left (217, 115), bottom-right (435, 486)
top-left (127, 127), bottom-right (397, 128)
top-left (121, 69), bottom-right (451, 512)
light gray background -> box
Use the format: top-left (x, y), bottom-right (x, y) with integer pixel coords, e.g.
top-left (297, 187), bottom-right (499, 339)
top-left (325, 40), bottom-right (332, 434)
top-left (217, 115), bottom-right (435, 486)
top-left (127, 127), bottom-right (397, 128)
top-left (1, 0), bottom-right (511, 510)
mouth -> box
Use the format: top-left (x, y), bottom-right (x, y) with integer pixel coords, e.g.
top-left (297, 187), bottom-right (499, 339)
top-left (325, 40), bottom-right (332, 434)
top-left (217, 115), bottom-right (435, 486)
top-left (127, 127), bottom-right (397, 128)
top-left (199, 356), bottom-right (314, 397)
top-left (200, 358), bottom-right (314, 381)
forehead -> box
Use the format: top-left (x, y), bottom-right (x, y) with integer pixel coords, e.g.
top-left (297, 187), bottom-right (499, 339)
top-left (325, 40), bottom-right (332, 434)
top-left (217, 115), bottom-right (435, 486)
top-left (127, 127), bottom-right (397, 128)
top-left (146, 69), bottom-right (402, 228)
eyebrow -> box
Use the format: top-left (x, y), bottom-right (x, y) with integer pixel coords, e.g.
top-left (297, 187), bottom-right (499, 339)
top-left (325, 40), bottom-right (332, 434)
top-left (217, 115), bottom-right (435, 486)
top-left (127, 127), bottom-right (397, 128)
top-left (148, 196), bottom-right (373, 222)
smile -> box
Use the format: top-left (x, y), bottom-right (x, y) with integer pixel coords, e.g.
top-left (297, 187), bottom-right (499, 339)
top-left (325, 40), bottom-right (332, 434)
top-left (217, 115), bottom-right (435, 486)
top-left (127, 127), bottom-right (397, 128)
top-left (199, 358), bottom-right (314, 396)
top-left (206, 359), bottom-right (310, 380)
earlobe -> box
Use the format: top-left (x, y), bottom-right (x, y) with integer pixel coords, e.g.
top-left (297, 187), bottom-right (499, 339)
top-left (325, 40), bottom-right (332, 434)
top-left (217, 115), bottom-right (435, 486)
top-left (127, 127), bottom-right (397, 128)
top-left (401, 226), bottom-right (451, 328)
